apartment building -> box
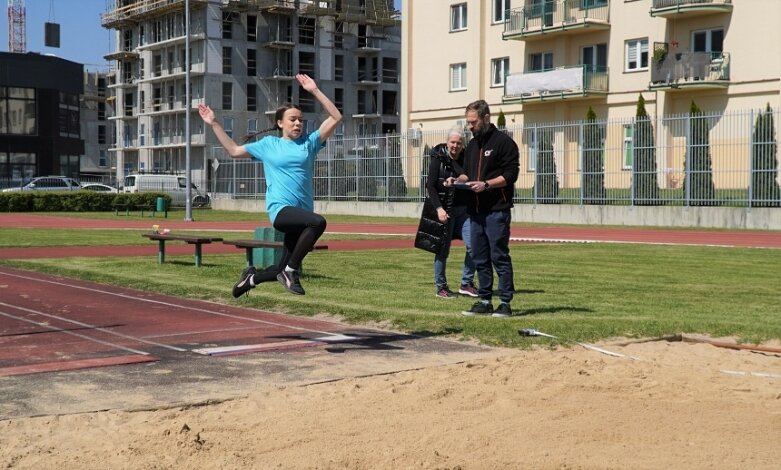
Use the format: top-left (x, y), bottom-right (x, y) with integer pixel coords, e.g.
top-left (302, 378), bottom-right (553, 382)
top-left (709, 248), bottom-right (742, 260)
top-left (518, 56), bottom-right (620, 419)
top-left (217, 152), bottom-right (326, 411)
top-left (402, 0), bottom-right (780, 130)
top-left (101, 0), bottom-right (400, 185)
top-left (80, 71), bottom-right (116, 183)
top-left (0, 52), bottom-right (84, 186)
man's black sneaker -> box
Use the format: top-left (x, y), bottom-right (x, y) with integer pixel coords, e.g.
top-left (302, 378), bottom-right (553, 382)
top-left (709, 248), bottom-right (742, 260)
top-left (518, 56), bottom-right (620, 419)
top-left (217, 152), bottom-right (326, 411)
top-left (492, 303), bottom-right (513, 318)
top-left (461, 301), bottom-right (494, 316)
top-left (232, 266), bottom-right (257, 298)
top-left (277, 269), bottom-right (305, 295)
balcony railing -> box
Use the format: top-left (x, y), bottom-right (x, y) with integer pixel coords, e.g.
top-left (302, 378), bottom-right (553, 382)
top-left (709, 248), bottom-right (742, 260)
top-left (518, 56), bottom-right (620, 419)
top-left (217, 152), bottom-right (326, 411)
top-left (650, 52), bottom-right (730, 90)
top-left (504, 65), bottom-right (608, 102)
top-left (504, 0), bottom-right (610, 40)
top-left (650, 0), bottom-right (733, 18)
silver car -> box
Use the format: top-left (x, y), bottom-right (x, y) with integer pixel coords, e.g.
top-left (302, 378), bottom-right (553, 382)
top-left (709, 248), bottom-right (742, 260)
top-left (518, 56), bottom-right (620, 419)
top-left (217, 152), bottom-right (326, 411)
top-left (2, 176), bottom-right (82, 192)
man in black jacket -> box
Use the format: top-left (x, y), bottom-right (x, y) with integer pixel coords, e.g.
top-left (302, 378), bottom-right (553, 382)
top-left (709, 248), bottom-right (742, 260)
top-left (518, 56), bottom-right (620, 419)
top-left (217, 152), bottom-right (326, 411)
top-left (451, 99), bottom-right (519, 317)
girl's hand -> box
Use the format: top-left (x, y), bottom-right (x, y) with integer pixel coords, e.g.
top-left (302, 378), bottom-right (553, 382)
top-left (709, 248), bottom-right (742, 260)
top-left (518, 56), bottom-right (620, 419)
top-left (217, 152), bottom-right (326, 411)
top-left (437, 207), bottom-right (449, 223)
top-left (198, 104), bottom-right (215, 125)
top-left (296, 74), bottom-right (318, 93)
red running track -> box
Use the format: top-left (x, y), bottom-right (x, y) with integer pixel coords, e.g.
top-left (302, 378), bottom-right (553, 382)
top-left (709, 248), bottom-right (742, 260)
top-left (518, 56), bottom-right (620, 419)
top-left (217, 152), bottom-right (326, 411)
top-left (0, 266), bottom-right (373, 376)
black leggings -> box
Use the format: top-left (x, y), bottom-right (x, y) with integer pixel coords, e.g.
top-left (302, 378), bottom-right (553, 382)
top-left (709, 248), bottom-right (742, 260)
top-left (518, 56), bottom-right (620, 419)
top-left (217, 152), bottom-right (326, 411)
top-left (252, 206), bottom-right (326, 283)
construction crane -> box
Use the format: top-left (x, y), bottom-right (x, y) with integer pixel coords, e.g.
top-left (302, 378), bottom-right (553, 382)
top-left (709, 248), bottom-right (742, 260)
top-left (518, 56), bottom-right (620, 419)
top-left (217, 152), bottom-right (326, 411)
top-left (7, 0), bottom-right (26, 53)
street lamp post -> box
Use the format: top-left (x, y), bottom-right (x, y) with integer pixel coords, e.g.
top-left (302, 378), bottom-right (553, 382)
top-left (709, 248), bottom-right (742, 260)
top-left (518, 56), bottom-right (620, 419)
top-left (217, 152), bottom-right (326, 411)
top-left (184, 0), bottom-right (193, 221)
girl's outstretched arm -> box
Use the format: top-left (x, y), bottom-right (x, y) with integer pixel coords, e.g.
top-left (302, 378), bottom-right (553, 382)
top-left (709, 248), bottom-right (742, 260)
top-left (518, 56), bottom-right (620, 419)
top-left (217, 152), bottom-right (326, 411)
top-left (198, 104), bottom-right (250, 159)
top-left (296, 74), bottom-right (343, 142)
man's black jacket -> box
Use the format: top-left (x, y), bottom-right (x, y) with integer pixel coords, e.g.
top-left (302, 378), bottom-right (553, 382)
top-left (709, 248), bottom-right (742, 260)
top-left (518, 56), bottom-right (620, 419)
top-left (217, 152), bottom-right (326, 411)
top-left (463, 123), bottom-right (520, 214)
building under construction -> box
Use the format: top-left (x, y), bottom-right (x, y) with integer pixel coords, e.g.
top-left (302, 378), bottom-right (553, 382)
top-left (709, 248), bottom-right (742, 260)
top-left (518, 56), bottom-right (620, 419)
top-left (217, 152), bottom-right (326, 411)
top-left (100, 0), bottom-right (400, 185)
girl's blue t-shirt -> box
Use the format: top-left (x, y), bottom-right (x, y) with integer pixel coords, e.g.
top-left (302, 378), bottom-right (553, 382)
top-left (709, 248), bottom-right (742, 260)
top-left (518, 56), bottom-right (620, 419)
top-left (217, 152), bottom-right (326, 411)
top-left (244, 130), bottom-right (324, 223)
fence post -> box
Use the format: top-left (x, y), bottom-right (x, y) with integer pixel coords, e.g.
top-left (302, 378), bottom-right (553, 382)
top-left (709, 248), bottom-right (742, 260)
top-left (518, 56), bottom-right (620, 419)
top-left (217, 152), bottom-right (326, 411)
top-left (684, 113), bottom-right (691, 206)
top-left (747, 108), bottom-right (754, 209)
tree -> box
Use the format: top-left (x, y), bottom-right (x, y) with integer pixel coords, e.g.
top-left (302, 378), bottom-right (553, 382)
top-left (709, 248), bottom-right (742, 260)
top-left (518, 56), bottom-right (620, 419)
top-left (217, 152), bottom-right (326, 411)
top-left (534, 128), bottom-right (559, 203)
top-left (632, 94), bottom-right (660, 205)
top-left (684, 101), bottom-right (716, 206)
top-left (582, 106), bottom-right (606, 204)
top-left (751, 103), bottom-right (781, 207)
top-left (497, 109), bottom-right (506, 129)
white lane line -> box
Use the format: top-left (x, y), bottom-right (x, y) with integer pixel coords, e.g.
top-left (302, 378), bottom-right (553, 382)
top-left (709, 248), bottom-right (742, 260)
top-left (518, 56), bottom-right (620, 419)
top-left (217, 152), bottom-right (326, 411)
top-left (0, 302), bottom-right (187, 352)
top-left (0, 309), bottom-right (151, 356)
top-left (0, 271), bottom-right (353, 341)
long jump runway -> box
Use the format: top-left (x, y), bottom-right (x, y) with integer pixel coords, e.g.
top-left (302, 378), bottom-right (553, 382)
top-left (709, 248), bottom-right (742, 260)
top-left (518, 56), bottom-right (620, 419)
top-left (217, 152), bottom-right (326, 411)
top-left (0, 266), bottom-right (498, 419)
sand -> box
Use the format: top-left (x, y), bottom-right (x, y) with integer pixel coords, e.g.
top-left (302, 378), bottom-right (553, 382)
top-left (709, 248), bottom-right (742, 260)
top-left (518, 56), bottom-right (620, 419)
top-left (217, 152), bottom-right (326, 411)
top-left (1, 338), bottom-right (780, 469)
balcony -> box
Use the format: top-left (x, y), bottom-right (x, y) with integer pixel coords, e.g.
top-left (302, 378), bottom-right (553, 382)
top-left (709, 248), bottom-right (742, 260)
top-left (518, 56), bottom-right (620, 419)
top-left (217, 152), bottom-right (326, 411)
top-left (650, 0), bottom-right (733, 18)
top-left (504, 0), bottom-right (610, 41)
top-left (103, 48), bottom-right (139, 61)
top-left (101, 0), bottom-right (208, 28)
top-left (263, 68), bottom-right (294, 81)
top-left (503, 65), bottom-right (608, 102)
top-left (649, 51), bottom-right (730, 90)
top-left (354, 37), bottom-right (383, 55)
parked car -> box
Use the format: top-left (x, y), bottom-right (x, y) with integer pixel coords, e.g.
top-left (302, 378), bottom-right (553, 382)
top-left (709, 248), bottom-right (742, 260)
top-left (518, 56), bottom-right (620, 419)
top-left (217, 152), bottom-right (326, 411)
top-left (1, 176), bottom-right (81, 192)
top-left (122, 173), bottom-right (210, 207)
top-left (81, 183), bottom-right (119, 193)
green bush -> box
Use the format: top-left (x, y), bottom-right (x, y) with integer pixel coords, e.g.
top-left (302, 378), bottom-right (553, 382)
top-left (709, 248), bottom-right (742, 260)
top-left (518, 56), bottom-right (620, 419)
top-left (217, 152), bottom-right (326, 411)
top-left (0, 191), bottom-right (171, 212)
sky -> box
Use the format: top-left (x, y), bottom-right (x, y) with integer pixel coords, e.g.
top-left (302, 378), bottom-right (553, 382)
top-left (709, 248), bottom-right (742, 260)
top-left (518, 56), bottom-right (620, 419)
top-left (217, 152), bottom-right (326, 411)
top-left (1, 0), bottom-right (401, 72)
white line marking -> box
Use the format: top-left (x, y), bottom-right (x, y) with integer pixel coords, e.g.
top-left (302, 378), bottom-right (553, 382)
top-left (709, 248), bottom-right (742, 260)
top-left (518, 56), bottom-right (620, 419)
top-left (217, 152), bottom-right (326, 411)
top-left (0, 302), bottom-right (187, 352)
top-left (0, 271), bottom-right (351, 343)
top-left (0, 309), bottom-right (151, 356)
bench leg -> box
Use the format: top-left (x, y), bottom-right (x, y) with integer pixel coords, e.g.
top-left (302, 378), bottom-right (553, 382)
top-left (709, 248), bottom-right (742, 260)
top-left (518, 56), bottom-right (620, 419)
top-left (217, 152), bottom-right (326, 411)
top-left (194, 244), bottom-right (203, 267)
top-left (157, 240), bottom-right (166, 264)
top-left (245, 247), bottom-right (254, 267)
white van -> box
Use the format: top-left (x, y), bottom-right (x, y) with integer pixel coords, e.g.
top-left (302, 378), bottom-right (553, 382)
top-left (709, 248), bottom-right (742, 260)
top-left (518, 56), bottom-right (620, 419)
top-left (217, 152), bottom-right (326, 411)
top-left (122, 174), bottom-right (210, 207)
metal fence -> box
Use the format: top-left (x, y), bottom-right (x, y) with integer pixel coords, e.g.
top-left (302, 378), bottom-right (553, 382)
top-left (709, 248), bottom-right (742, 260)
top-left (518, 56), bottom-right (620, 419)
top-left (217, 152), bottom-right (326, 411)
top-left (211, 107), bottom-right (781, 208)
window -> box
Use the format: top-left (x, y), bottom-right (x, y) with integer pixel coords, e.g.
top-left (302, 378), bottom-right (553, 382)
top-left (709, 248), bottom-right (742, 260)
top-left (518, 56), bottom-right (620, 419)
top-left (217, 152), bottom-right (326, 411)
top-left (529, 52), bottom-right (553, 72)
top-left (99, 150), bottom-right (107, 167)
top-left (693, 28), bottom-right (724, 58)
top-left (222, 12), bottom-right (235, 39)
top-left (222, 82), bottom-right (233, 110)
top-left (335, 55), bottom-right (344, 81)
top-left (299, 17), bottom-right (315, 45)
top-left (0, 87), bottom-right (36, 135)
top-left (334, 88), bottom-right (344, 114)
top-left (450, 63), bottom-right (467, 91)
top-left (382, 57), bottom-right (399, 83)
top-left (247, 83), bottom-right (257, 112)
top-left (334, 21), bottom-right (344, 49)
top-left (582, 44), bottom-right (607, 70)
top-left (451, 3), bottom-right (467, 31)
top-left (491, 57), bottom-right (509, 87)
top-left (493, 0), bottom-right (510, 23)
top-left (623, 125), bottom-right (633, 169)
top-left (299, 51), bottom-right (315, 78)
top-left (223, 117), bottom-right (233, 139)
top-left (247, 118), bottom-right (257, 134)
top-left (98, 125), bottom-right (106, 144)
top-left (222, 47), bottom-right (232, 74)
top-left (625, 39), bottom-right (648, 71)
top-left (582, 0), bottom-right (608, 8)
top-left (153, 54), bottom-right (162, 76)
top-left (247, 14), bottom-right (257, 42)
top-left (247, 48), bottom-right (257, 76)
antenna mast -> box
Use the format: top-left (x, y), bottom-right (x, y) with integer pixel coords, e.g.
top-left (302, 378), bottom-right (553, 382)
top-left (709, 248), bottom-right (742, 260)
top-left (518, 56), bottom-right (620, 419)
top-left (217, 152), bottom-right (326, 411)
top-left (8, 0), bottom-right (26, 53)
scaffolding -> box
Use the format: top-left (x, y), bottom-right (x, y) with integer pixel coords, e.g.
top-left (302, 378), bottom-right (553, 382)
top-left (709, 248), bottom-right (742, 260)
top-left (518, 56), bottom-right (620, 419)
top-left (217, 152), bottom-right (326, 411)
top-left (101, 0), bottom-right (208, 28)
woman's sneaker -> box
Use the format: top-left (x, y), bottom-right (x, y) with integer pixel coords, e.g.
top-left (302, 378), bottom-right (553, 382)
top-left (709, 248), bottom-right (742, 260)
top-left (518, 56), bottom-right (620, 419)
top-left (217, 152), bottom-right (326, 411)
top-left (232, 266), bottom-right (257, 298)
top-left (458, 283), bottom-right (478, 297)
top-left (277, 269), bottom-right (305, 295)
top-left (436, 287), bottom-right (457, 299)
top-left (461, 301), bottom-right (493, 316)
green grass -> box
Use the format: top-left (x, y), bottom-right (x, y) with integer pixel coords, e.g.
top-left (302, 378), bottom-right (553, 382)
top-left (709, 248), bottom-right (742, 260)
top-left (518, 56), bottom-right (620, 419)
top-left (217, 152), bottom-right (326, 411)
top-left (0, 228), bottom-right (408, 248)
top-left (1, 224), bottom-right (779, 348)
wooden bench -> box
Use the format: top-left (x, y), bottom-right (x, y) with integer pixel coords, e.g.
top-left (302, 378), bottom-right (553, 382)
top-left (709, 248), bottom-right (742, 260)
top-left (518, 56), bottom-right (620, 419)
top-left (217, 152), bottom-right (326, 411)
top-left (222, 239), bottom-right (329, 267)
top-left (115, 203), bottom-right (167, 218)
top-left (142, 233), bottom-right (223, 267)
